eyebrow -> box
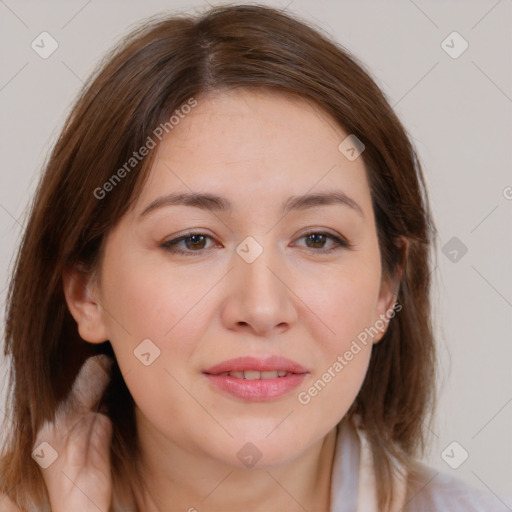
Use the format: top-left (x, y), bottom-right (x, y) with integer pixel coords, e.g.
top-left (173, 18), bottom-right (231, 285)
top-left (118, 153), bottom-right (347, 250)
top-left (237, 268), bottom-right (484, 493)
top-left (139, 190), bottom-right (364, 219)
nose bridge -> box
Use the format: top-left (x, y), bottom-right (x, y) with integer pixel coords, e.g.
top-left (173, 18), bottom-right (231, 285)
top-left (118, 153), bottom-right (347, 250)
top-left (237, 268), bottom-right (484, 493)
top-left (225, 234), bottom-right (297, 333)
top-left (235, 234), bottom-right (283, 301)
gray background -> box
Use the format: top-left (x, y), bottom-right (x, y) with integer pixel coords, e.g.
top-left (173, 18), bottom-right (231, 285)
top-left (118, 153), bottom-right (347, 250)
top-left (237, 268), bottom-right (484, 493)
top-left (1, 0), bottom-right (511, 503)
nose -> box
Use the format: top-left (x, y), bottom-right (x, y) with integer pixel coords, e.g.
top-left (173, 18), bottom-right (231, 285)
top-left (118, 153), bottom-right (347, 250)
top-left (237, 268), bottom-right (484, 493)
top-left (220, 241), bottom-right (298, 337)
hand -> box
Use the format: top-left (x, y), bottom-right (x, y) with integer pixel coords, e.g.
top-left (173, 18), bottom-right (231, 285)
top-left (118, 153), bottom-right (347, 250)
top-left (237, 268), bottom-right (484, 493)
top-left (32, 355), bottom-right (114, 512)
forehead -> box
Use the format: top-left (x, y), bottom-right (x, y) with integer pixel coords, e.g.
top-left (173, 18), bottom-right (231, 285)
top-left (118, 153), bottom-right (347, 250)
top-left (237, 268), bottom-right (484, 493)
top-left (159, 89), bottom-right (346, 162)
top-left (134, 88), bottom-right (371, 216)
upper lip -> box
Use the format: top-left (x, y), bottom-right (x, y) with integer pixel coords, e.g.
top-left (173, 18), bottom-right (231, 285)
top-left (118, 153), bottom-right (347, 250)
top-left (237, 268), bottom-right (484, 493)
top-left (203, 355), bottom-right (309, 375)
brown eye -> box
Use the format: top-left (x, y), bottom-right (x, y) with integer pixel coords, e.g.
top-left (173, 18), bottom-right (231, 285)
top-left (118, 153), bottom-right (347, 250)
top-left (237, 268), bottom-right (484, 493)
top-left (161, 233), bottom-right (215, 255)
top-left (294, 231), bottom-right (351, 253)
top-left (304, 233), bottom-right (329, 249)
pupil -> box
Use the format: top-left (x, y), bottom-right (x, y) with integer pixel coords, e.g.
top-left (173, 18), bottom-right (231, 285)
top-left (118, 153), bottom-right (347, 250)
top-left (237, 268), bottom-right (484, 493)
top-left (188, 235), bottom-right (205, 249)
top-left (308, 234), bottom-right (325, 248)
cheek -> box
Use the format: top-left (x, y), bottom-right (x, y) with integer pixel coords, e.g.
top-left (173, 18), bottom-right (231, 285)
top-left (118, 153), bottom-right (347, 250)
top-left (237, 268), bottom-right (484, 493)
top-left (99, 261), bottom-right (201, 430)
top-left (297, 275), bottom-right (376, 422)
top-left (306, 261), bottom-right (381, 350)
top-left (98, 251), bottom-right (200, 386)
top-left (101, 248), bottom-right (206, 340)
top-left (295, 258), bottom-right (380, 410)
top-left (98, 248), bottom-right (225, 392)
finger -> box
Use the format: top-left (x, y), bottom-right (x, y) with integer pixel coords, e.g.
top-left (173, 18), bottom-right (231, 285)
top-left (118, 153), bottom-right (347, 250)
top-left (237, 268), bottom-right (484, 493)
top-left (63, 413), bottom-right (112, 470)
top-left (33, 356), bottom-right (113, 459)
top-left (61, 355), bottom-right (113, 416)
top-left (86, 414), bottom-right (113, 473)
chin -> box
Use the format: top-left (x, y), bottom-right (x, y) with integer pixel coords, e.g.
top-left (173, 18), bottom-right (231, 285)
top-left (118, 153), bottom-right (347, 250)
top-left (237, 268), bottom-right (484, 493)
top-left (206, 435), bottom-right (309, 471)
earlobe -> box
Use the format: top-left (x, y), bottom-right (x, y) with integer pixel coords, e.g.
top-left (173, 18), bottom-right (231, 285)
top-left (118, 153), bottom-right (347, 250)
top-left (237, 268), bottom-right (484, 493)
top-left (62, 266), bottom-right (108, 344)
top-left (373, 289), bottom-right (399, 344)
top-left (373, 237), bottom-right (408, 344)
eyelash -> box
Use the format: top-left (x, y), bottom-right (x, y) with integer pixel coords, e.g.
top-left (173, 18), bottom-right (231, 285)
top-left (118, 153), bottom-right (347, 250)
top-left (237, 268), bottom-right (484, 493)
top-left (160, 230), bottom-right (352, 256)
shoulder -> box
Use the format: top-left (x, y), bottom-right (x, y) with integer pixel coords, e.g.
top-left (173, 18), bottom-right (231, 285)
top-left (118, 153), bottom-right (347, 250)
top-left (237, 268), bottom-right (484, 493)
top-left (404, 461), bottom-right (511, 512)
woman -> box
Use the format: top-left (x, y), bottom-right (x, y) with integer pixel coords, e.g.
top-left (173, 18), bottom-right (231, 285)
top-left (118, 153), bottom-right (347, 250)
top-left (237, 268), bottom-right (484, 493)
top-left (0, 4), bottom-right (507, 511)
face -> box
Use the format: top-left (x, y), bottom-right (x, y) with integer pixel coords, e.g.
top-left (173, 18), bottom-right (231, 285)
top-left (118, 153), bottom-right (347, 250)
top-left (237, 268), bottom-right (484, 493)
top-left (84, 89), bottom-right (396, 468)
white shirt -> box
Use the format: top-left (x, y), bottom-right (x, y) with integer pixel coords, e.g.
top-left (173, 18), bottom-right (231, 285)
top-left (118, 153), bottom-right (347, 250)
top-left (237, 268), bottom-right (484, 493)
top-left (331, 418), bottom-right (511, 511)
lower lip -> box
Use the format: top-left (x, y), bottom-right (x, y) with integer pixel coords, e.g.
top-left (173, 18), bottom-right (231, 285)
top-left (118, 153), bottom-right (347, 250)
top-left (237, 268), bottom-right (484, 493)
top-left (204, 373), bottom-right (307, 401)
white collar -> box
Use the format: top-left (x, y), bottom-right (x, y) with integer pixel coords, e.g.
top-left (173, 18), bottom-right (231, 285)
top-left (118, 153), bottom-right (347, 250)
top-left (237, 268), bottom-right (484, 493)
top-left (330, 418), bottom-right (408, 512)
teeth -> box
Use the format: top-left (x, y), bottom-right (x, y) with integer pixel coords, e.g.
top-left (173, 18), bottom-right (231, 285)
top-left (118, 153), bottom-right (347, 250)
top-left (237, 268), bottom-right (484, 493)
top-left (243, 370), bottom-right (261, 380)
top-left (220, 370), bottom-right (290, 379)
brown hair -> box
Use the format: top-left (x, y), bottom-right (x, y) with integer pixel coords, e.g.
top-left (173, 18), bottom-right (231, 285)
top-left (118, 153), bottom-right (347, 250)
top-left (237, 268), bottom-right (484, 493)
top-left (1, 4), bottom-right (437, 510)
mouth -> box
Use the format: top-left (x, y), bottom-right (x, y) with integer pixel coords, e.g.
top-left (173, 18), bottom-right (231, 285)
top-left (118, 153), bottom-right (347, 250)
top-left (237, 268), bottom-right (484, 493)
top-left (210, 370), bottom-right (295, 379)
top-left (203, 355), bottom-right (309, 376)
top-left (203, 355), bottom-right (308, 401)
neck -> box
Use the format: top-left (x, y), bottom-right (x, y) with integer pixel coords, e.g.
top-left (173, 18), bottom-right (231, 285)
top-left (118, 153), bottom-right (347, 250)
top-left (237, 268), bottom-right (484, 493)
top-left (134, 408), bottom-right (338, 512)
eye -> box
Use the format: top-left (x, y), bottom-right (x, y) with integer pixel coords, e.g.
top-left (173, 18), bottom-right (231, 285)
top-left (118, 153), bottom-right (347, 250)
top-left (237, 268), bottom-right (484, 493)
top-left (161, 233), bottom-right (217, 255)
top-left (293, 230), bottom-right (352, 253)
top-left (161, 230), bottom-right (352, 256)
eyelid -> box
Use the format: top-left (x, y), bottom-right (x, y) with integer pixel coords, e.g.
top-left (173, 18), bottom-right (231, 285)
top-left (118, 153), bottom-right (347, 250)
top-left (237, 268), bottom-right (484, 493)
top-left (161, 228), bottom-right (353, 256)
top-left (161, 231), bottom-right (218, 250)
top-left (292, 229), bottom-right (353, 251)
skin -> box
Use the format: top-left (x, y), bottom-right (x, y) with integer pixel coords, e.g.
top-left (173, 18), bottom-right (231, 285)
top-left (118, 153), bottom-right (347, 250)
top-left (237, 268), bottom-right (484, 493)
top-left (59, 89), bottom-right (399, 511)
top-left (3, 357), bottom-right (113, 512)
top-left (32, 356), bottom-right (113, 512)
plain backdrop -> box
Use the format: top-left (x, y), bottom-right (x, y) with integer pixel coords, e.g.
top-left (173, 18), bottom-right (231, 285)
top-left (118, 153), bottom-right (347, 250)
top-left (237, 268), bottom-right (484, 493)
top-left (1, 0), bottom-right (511, 503)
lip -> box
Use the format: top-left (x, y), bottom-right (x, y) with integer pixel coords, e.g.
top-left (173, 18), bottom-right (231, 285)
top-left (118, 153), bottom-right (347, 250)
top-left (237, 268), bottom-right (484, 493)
top-left (204, 373), bottom-right (307, 401)
top-left (203, 355), bottom-right (309, 375)
top-left (203, 356), bottom-right (309, 402)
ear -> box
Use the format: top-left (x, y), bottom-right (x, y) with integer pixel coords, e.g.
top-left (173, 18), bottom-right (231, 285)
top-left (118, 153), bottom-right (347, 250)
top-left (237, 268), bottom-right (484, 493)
top-left (62, 265), bottom-right (108, 344)
top-left (372, 237), bottom-right (408, 344)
